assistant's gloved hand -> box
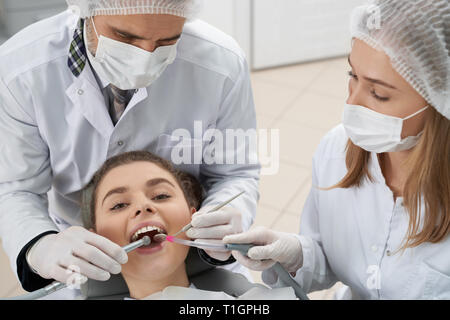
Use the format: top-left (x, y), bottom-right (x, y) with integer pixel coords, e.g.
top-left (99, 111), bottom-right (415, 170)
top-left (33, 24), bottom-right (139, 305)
top-left (27, 226), bottom-right (128, 284)
top-left (186, 205), bottom-right (242, 261)
top-left (223, 226), bottom-right (303, 273)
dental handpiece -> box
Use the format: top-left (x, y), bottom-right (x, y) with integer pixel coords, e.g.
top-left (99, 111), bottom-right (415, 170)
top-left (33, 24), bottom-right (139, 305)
top-left (226, 243), bottom-right (309, 300)
top-left (2, 236), bottom-right (151, 300)
top-left (156, 234), bottom-right (309, 300)
top-left (155, 234), bottom-right (252, 253)
top-left (225, 242), bottom-right (309, 300)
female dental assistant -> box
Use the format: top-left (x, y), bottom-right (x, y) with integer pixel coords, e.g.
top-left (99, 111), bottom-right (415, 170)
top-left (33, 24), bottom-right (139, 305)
top-left (225, 0), bottom-right (450, 299)
top-left (0, 0), bottom-right (259, 295)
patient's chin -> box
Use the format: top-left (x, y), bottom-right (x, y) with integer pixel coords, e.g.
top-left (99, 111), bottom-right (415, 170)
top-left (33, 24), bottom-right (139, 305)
top-left (123, 247), bottom-right (187, 281)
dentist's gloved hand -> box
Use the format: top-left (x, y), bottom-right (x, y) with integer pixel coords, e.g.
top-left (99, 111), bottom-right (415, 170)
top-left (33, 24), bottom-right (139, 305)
top-left (223, 226), bottom-right (303, 273)
top-left (27, 226), bottom-right (128, 284)
top-left (186, 205), bottom-right (242, 261)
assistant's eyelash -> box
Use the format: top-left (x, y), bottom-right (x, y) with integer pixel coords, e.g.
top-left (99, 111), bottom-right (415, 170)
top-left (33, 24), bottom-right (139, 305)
top-left (370, 89), bottom-right (390, 101)
top-left (348, 71), bottom-right (358, 80)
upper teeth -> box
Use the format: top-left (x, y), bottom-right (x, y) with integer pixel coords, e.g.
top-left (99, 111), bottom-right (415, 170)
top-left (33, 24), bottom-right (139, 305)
top-left (131, 226), bottom-right (164, 242)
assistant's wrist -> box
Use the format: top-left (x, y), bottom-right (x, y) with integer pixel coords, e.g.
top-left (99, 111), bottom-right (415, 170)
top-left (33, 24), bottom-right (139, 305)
top-left (282, 234), bottom-right (304, 273)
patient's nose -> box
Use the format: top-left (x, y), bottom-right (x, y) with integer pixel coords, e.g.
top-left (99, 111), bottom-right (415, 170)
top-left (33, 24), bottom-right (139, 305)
top-left (135, 202), bottom-right (156, 216)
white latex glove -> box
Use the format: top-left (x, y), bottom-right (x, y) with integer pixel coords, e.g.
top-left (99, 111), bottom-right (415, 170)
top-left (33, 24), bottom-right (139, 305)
top-left (27, 226), bottom-right (128, 284)
top-left (186, 205), bottom-right (242, 261)
top-left (223, 226), bottom-right (303, 273)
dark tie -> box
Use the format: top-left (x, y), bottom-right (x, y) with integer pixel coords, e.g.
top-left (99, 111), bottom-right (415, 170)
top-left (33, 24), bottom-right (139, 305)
top-left (107, 85), bottom-right (133, 125)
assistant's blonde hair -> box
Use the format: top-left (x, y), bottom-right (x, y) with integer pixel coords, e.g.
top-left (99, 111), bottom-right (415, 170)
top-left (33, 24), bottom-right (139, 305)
top-left (328, 107), bottom-right (450, 250)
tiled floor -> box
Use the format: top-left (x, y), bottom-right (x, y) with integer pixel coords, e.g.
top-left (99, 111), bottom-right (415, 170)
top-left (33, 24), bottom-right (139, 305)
top-left (0, 56), bottom-right (349, 299)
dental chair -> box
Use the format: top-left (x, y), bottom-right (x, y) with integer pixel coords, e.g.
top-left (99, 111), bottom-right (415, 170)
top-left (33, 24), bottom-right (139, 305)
top-left (80, 248), bottom-right (267, 300)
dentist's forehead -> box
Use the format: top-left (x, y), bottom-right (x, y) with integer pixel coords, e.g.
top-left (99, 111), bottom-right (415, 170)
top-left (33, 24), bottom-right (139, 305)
top-left (95, 14), bottom-right (185, 41)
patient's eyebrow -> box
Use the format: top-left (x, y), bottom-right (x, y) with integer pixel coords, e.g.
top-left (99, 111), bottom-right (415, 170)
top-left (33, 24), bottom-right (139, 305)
top-left (102, 187), bottom-right (129, 205)
top-left (102, 178), bottom-right (176, 205)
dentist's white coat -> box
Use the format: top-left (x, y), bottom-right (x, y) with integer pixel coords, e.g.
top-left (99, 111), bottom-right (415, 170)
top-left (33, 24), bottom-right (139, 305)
top-left (0, 10), bottom-right (259, 280)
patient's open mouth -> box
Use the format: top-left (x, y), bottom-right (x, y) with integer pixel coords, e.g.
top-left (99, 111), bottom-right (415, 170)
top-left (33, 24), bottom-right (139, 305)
top-left (130, 226), bottom-right (167, 247)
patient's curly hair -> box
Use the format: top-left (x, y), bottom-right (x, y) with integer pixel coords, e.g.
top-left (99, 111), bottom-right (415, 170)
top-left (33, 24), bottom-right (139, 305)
top-left (81, 150), bottom-right (204, 230)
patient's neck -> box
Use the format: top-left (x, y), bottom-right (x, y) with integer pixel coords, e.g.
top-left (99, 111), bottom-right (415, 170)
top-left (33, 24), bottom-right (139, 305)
top-left (124, 263), bottom-right (189, 299)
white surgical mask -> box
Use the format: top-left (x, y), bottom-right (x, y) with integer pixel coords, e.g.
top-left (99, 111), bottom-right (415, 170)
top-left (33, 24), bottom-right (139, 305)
top-left (86, 18), bottom-right (178, 90)
top-left (342, 103), bottom-right (429, 153)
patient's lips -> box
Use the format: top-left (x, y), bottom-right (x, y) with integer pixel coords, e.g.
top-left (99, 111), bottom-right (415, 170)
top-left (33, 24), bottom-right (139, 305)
top-left (135, 240), bottom-right (165, 255)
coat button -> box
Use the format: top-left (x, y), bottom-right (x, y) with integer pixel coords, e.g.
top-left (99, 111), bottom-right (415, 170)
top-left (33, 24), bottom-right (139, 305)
top-left (117, 141), bottom-right (124, 146)
top-left (386, 250), bottom-right (392, 256)
top-left (77, 89), bottom-right (84, 95)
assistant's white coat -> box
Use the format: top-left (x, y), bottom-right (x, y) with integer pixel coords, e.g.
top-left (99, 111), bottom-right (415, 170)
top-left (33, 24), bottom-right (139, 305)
top-left (281, 125), bottom-right (450, 299)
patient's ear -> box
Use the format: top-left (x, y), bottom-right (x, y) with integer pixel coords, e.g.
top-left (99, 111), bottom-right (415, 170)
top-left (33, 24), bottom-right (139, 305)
top-left (190, 207), bottom-right (196, 215)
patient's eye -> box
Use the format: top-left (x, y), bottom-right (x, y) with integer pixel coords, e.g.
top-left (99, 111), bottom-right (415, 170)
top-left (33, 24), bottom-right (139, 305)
top-left (110, 203), bottom-right (128, 211)
top-left (152, 193), bottom-right (171, 201)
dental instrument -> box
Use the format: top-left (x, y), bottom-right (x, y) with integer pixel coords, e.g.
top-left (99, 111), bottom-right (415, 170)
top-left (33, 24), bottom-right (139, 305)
top-left (123, 235), bottom-right (151, 253)
top-left (154, 234), bottom-right (252, 253)
top-left (1, 236), bottom-right (151, 300)
top-left (172, 191), bottom-right (245, 237)
top-left (154, 234), bottom-right (309, 300)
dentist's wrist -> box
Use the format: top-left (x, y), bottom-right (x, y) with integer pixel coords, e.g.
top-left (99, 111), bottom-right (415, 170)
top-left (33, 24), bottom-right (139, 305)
top-left (26, 234), bottom-right (52, 274)
top-left (198, 249), bottom-right (236, 266)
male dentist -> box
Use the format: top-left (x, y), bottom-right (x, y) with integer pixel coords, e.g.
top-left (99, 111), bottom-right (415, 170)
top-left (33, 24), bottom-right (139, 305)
top-left (0, 0), bottom-right (259, 294)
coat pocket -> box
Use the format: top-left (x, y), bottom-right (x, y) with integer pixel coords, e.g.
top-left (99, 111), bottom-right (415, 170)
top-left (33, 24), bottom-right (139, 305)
top-left (421, 261), bottom-right (450, 299)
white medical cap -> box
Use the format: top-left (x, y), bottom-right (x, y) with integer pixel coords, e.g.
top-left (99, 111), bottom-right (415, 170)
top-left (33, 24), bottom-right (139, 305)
top-left (66, 0), bottom-right (203, 19)
top-left (350, 0), bottom-right (450, 120)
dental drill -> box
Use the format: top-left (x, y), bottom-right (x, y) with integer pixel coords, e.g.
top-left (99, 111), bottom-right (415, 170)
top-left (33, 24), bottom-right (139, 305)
top-left (1, 236), bottom-right (151, 300)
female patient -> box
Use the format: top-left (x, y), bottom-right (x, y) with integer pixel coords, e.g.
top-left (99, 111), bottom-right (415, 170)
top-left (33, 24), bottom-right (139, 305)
top-left (81, 150), bottom-right (202, 299)
top-left (81, 150), bottom-right (294, 299)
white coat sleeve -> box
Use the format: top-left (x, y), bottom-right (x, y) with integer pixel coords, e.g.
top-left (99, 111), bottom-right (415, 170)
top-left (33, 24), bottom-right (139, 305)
top-left (198, 56), bottom-right (260, 232)
top-left (289, 151), bottom-right (338, 293)
top-left (0, 78), bottom-right (59, 276)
